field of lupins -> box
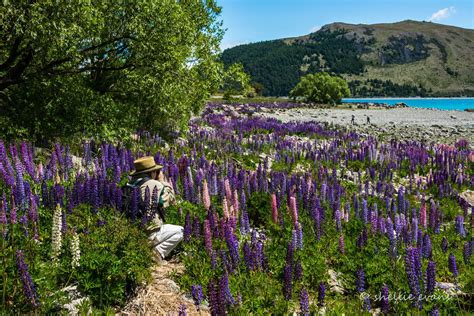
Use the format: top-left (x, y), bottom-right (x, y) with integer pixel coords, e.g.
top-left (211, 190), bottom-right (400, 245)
top-left (0, 102), bottom-right (473, 314)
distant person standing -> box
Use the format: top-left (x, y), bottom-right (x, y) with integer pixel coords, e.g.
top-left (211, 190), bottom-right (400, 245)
top-left (366, 116), bottom-right (371, 125)
top-left (351, 115), bottom-right (355, 125)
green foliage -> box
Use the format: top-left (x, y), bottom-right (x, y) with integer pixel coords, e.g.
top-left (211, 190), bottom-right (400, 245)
top-left (220, 29), bottom-right (366, 96)
top-left (290, 72), bottom-right (350, 104)
top-left (71, 207), bottom-right (152, 307)
top-left (349, 79), bottom-right (429, 97)
top-left (0, 1), bottom-right (224, 142)
top-left (221, 63), bottom-right (253, 101)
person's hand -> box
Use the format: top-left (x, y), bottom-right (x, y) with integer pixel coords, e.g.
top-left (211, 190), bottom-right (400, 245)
top-left (158, 171), bottom-right (165, 182)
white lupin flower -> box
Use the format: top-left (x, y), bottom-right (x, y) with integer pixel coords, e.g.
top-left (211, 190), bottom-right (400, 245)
top-left (71, 231), bottom-right (81, 269)
top-left (51, 204), bottom-right (63, 262)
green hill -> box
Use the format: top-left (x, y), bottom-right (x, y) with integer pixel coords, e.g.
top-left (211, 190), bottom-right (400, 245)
top-left (221, 20), bottom-right (474, 97)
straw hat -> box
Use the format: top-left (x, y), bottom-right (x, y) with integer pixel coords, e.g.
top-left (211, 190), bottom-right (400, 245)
top-left (130, 156), bottom-right (163, 176)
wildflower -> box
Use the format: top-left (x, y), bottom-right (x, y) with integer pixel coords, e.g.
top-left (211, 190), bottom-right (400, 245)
top-left (405, 247), bottom-right (421, 309)
top-left (203, 220), bottom-right (213, 255)
top-left (207, 280), bottom-right (220, 315)
top-left (339, 234), bottom-right (345, 254)
top-left (202, 179), bottom-right (211, 210)
top-left (448, 253), bottom-right (458, 278)
top-left (51, 204), bottom-right (63, 262)
top-left (318, 282), bottom-right (325, 306)
top-left (355, 269), bottom-right (365, 292)
top-left (271, 193), bottom-right (278, 224)
top-left (16, 250), bottom-right (39, 307)
top-left (299, 288), bottom-right (309, 316)
top-left (289, 196), bottom-right (298, 224)
top-left (419, 202), bottom-right (427, 228)
top-left (441, 237), bottom-right (448, 253)
top-left (183, 212), bottom-right (192, 242)
top-left (335, 209), bottom-right (342, 231)
top-left (381, 284), bottom-right (389, 314)
top-left (193, 217), bottom-right (201, 239)
top-left (71, 231), bottom-right (81, 268)
top-left (425, 261), bottom-right (436, 296)
top-left (224, 225), bottom-right (240, 269)
top-left (455, 216), bottom-right (466, 237)
top-left (294, 260), bottom-right (302, 281)
top-left (222, 198), bottom-right (229, 219)
top-left (463, 241), bottom-right (471, 264)
top-left (219, 273), bottom-right (235, 306)
top-left (191, 284), bottom-right (204, 309)
top-left (429, 307), bottom-right (440, 316)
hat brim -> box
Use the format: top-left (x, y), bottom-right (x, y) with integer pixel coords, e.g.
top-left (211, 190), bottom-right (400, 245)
top-left (129, 164), bottom-right (163, 176)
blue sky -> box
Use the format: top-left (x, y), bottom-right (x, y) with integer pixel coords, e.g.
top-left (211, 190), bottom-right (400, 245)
top-left (218, 0), bottom-right (474, 50)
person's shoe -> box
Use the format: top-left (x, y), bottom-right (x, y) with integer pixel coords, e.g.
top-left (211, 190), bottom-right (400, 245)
top-left (152, 252), bottom-right (166, 265)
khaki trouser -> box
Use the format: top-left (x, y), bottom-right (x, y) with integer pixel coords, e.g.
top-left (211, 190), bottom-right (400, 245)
top-left (148, 224), bottom-right (184, 259)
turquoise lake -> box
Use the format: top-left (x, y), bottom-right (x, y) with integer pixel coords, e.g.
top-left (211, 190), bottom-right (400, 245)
top-left (342, 98), bottom-right (474, 111)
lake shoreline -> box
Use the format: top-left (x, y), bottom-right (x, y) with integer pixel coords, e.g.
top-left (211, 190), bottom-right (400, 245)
top-left (259, 106), bottom-right (474, 145)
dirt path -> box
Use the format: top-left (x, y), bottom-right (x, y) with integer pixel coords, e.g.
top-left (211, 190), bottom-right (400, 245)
top-left (119, 262), bottom-right (210, 315)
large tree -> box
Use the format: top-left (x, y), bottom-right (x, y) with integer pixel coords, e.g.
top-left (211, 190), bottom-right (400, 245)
top-left (0, 0), bottom-right (223, 141)
top-left (290, 72), bottom-right (350, 105)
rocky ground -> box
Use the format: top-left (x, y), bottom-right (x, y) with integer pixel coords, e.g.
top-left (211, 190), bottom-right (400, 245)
top-left (260, 107), bottom-right (474, 144)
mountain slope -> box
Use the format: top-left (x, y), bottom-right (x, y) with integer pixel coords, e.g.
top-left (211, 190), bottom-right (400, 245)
top-left (221, 20), bottom-right (474, 97)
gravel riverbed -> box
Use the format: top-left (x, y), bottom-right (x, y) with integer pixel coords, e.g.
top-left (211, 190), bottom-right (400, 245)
top-left (260, 107), bottom-right (474, 144)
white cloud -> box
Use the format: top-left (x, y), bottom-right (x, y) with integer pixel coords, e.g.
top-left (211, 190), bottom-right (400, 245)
top-left (428, 6), bottom-right (456, 22)
top-left (310, 25), bottom-right (321, 33)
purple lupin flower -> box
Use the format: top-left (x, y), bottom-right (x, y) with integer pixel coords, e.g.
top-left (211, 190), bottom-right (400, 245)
top-left (14, 157), bottom-right (25, 208)
top-left (448, 253), bottom-right (458, 278)
top-left (224, 224), bottom-right (240, 269)
top-left (423, 233), bottom-right (432, 259)
top-left (355, 269), bottom-right (365, 292)
top-left (0, 161), bottom-right (15, 187)
top-left (219, 273), bottom-right (235, 306)
top-left (405, 247), bottom-right (421, 309)
top-left (16, 250), bottom-right (39, 307)
top-left (10, 195), bottom-right (17, 224)
top-left (207, 279), bottom-right (221, 315)
top-left (243, 242), bottom-right (253, 271)
top-left (318, 282), bottom-right (325, 306)
top-left (335, 209), bottom-right (342, 231)
top-left (178, 304), bottom-right (186, 316)
top-left (191, 284), bottom-right (204, 309)
top-left (381, 285), bottom-right (389, 314)
top-left (299, 288), bottom-right (309, 316)
top-left (295, 222), bottom-right (303, 250)
top-left (294, 260), bottom-right (303, 281)
top-left (183, 212), bottom-right (192, 242)
top-left (463, 241), bottom-right (471, 264)
top-left (193, 217), bottom-right (201, 239)
top-left (429, 307), bottom-right (440, 316)
top-left (425, 260), bottom-right (436, 296)
top-left (455, 215), bottom-right (466, 237)
top-left (441, 237), bottom-right (448, 253)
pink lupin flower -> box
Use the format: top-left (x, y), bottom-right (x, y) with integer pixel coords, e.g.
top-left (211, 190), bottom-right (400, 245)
top-left (222, 198), bottom-right (229, 219)
top-left (271, 193), bottom-right (278, 224)
top-left (36, 162), bottom-right (44, 180)
top-left (419, 202), bottom-right (427, 228)
top-left (339, 234), bottom-right (345, 254)
top-left (203, 219), bottom-right (213, 255)
top-left (289, 196), bottom-right (298, 224)
top-left (224, 178), bottom-right (232, 202)
top-left (233, 190), bottom-right (239, 218)
top-left (202, 179), bottom-right (211, 210)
